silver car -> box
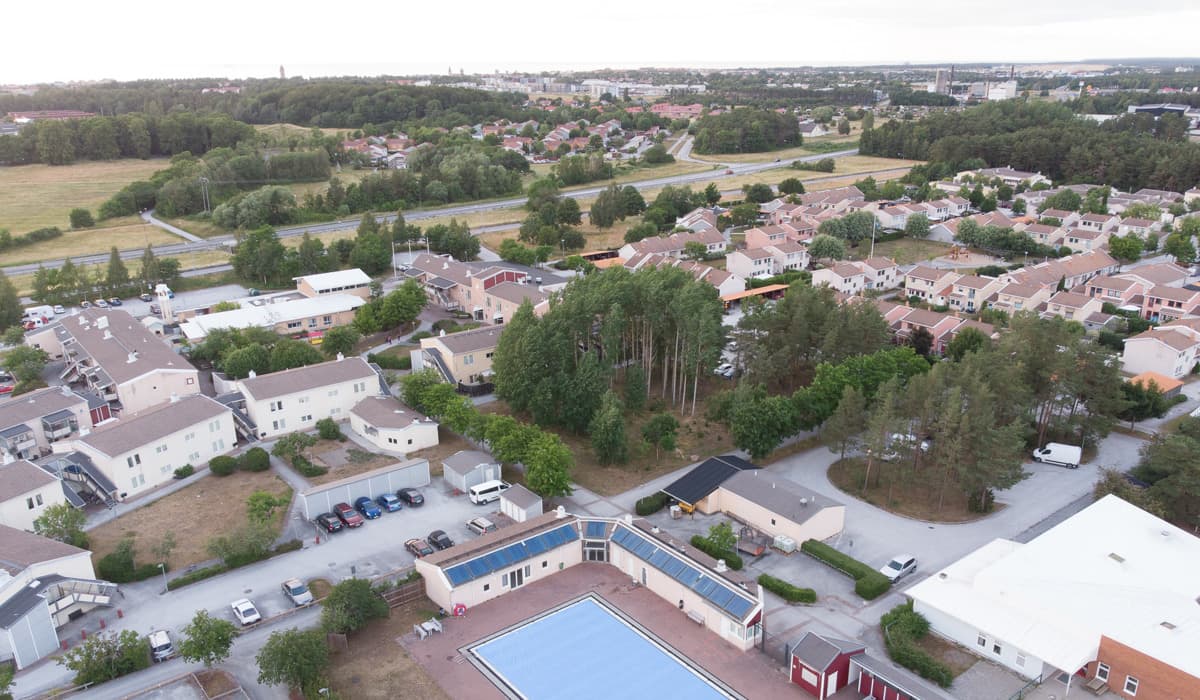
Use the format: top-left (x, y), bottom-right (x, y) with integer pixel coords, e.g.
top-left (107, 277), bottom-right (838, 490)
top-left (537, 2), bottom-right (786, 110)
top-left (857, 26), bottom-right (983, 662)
top-left (879, 555), bottom-right (917, 583)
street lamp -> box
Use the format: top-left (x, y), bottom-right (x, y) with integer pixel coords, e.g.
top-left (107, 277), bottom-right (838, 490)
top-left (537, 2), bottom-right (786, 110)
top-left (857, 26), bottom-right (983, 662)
top-left (158, 562), bottom-right (167, 594)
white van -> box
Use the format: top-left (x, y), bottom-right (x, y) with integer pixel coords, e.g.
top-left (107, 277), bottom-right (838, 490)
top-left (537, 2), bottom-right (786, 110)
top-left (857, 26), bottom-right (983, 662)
top-left (1032, 442), bottom-right (1082, 469)
top-left (148, 630), bottom-right (175, 662)
top-left (468, 480), bottom-right (511, 505)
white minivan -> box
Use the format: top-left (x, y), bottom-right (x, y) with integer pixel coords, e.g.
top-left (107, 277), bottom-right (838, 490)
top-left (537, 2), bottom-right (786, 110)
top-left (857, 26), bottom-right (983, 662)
top-left (468, 480), bottom-right (511, 505)
top-left (1032, 442), bottom-right (1082, 469)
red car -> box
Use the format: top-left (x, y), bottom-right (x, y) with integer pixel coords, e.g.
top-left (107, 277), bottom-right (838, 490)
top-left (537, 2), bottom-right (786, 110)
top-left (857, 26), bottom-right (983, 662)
top-left (333, 502), bottom-right (365, 528)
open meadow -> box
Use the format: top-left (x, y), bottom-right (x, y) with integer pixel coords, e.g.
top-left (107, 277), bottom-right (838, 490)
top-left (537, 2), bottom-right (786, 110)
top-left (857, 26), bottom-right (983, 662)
top-left (0, 159), bottom-right (167, 232)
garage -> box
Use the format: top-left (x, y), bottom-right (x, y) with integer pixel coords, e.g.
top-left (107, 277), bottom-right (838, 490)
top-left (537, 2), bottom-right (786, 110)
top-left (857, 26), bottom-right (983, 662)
top-left (298, 458), bottom-right (430, 519)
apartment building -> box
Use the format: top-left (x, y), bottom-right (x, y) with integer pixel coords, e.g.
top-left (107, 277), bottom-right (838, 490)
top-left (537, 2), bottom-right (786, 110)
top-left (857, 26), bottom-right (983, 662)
top-left (238, 355), bottom-right (381, 439)
top-left (416, 325), bottom-right (503, 386)
top-left (903, 265), bottom-right (959, 302)
top-left (407, 254), bottom-right (554, 324)
top-left (0, 387), bottom-right (101, 463)
top-left (812, 262), bottom-right (867, 296)
top-left (0, 460), bottom-right (69, 532)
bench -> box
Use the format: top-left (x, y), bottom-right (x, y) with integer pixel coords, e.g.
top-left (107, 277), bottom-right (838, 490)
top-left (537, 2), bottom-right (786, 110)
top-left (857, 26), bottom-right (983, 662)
top-left (686, 609), bottom-right (705, 626)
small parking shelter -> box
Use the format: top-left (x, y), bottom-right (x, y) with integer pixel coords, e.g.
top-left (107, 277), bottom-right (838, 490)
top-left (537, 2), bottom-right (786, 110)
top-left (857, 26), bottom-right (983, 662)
top-left (442, 450), bottom-right (500, 493)
top-left (499, 484), bottom-right (543, 522)
top-left (299, 458), bottom-right (430, 519)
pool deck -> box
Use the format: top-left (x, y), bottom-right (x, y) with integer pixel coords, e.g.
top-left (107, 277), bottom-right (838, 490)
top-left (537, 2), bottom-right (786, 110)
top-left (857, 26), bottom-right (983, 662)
top-left (400, 563), bottom-right (797, 699)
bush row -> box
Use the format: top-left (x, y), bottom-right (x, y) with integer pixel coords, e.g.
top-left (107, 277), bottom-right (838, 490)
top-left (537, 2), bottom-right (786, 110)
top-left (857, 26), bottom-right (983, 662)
top-left (757, 573), bottom-right (817, 604)
top-left (688, 535), bottom-right (744, 570)
top-left (880, 602), bottom-right (954, 687)
top-left (166, 539), bottom-right (304, 591)
top-left (800, 539), bottom-right (891, 600)
top-left (368, 352), bottom-right (411, 370)
top-left (635, 491), bottom-right (670, 516)
top-left (292, 455), bottom-right (328, 478)
top-left (209, 447), bottom-right (271, 477)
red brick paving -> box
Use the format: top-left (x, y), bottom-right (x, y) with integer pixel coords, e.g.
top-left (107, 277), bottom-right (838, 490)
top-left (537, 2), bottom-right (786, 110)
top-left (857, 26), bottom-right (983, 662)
top-left (400, 563), bottom-right (802, 698)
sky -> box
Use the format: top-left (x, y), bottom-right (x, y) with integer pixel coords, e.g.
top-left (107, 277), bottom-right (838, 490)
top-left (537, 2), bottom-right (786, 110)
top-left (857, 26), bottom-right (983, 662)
top-left (6, 0), bottom-right (1200, 84)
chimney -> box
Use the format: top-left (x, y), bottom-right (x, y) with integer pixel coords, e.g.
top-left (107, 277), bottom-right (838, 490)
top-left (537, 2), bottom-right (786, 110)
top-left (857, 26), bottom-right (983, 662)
top-left (623, 513), bottom-right (633, 525)
top-left (336, 352), bottom-right (344, 361)
top-left (715, 559), bottom-right (727, 573)
top-left (126, 351), bottom-right (137, 364)
top-left (248, 370), bottom-right (257, 378)
top-left (555, 505), bottom-right (566, 519)
top-left (60, 385), bottom-right (71, 397)
top-left (103, 330), bottom-right (112, 340)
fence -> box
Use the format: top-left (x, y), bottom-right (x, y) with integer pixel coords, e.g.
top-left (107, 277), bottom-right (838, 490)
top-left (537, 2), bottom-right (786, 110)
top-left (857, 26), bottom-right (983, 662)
top-left (1005, 675), bottom-right (1045, 700)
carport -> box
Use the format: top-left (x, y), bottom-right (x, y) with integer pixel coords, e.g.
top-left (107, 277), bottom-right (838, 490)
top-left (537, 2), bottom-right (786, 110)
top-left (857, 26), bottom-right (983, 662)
top-left (299, 458), bottom-right (430, 519)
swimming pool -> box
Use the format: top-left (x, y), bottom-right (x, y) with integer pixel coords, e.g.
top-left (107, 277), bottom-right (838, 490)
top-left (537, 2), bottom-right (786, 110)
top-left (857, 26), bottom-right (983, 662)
top-left (468, 595), bottom-right (739, 700)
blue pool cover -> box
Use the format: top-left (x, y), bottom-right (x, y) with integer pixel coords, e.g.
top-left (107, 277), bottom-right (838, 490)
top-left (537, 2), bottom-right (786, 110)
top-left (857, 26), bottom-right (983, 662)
top-left (472, 597), bottom-right (732, 700)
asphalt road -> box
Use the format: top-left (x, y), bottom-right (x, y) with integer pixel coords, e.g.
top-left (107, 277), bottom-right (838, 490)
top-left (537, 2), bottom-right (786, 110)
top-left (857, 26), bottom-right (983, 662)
top-left (2, 149), bottom-right (860, 277)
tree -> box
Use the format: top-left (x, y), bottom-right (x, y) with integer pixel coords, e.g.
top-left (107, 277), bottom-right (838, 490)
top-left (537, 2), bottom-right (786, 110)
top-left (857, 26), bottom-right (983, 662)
top-left (232, 226), bottom-right (286, 285)
top-left (246, 491), bottom-right (290, 523)
top-left (703, 182), bottom-right (722, 206)
top-left (1012, 198), bottom-right (1027, 215)
top-left (904, 213), bottom-right (931, 238)
top-left (268, 339), bottom-right (323, 372)
top-left (139, 245), bottom-right (161, 288)
top-left (256, 628), bottom-right (329, 694)
top-left (104, 247), bottom-right (130, 293)
top-left (524, 432), bottom-right (573, 497)
top-left (69, 208), bottom-right (95, 229)
top-left (641, 412), bottom-right (679, 461)
top-left (321, 578), bottom-right (389, 634)
top-left (33, 503), bottom-right (88, 548)
top-left (0, 270), bottom-right (21, 332)
top-left (590, 184), bottom-right (624, 229)
top-left (861, 111), bottom-right (875, 131)
top-left (945, 326), bottom-right (989, 361)
top-left (221, 343), bottom-right (269, 379)
top-left (837, 117), bottom-right (851, 135)
top-left (778, 178), bottom-right (805, 195)
top-left (1093, 468), bottom-right (1166, 518)
top-left (321, 326), bottom-right (360, 358)
top-left (1038, 189), bottom-right (1082, 213)
top-left (742, 183), bottom-right (775, 204)
top-left (807, 234), bottom-right (846, 261)
top-left (57, 630), bottom-right (149, 685)
top-left (730, 387), bottom-right (794, 460)
top-left (621, 186), bottom-right (646, 215)
top-left (589, 392), bottom-right (628, 465)
top-left (1118, 379), bottom-right (1169, 428)
top-left (821, 385), bottom-right (867, 459)
top-left (1163, 233), bottom-right (1197, 264)
top-left (178, 610), bottom-right (237, 668)
top-left (1108, 234), bottom-right (1143, 266)
top-left (728, 203), bottom-right (759, 227)
top-left (4, 345), bottom-right (48, 385)
top-left (909, 327), bottom-right (934, 358)
top-left (206, 521), bottom-right (275, 567)
top-left (703, 521), bottom-right (736, 553)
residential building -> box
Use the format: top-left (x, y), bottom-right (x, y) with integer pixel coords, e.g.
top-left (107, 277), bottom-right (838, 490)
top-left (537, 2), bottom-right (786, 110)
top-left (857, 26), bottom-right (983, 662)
top-left (1085, 275), bottom-right (1143, 306)
top-left (1040, 209), bottom-right (1081, 227)
top-left (671, 260), bottom-right (748, 297)
top-left (1063, 227), bottom-right (1110, 252)
top-left (1023, 223), bottom-right (1065, 247)
top-left (0, 460), bottom-right (68, 532)
top-left (1140, 285), bottom-right (1200, 322)
top-left (348, 395), bottom-right (438, 453)
top-left (416, 325), bottom-right (503, 387)
top-left (744, 224), bottom-right (801, 250)
top-left (726, 248), bottom-right (777, 280)
top-left (1121, 319), bottom-right (1200, 379)
top-left (1042, 291), bottom-right (1103, 322)
top-left (58, 395), bottom-right (233, 499)
top-left (858, 257), bottom-right (901, 291)
top-left (958, 167), bottom-right (1051, 188)
top-left (1117, 217), bottom-right (1162, 238)
top-left (812, 262), bottom-right (867, 296)
top-left (675, 207), bottom-right (720, 233)
top-left (617, 229), bottom-right (727, 260)
top-left (946, 275), bottom-right (1003, 313)
top-left (1077, 212), bottom-right (1119, 233)
top-left (413, 513), bottom-right (765, 652)
top-left (906, 496), bottom-right (1200, 697)
top-left (0, 526), bottom-right (114, 670)
top-left (891, 308), bottom-right (966, 355)
top-left (799, 186), bottom-right (865, 212)
top-left (999, 251), bottom-right (1119, 291)
top-left (406, 254), bottom-right (555, 324)
top-left (293, 269), bottom-right (373, 300)
top-left (1116, 262), bottom-right (1189, 290)
top-left (903, 265), bottom-right (959, 302)
top-left (178, 293), bottom-right (365, 343)
top-left (238, 356), bottom-right (380, 439)
top-left (25, 309), bottom-right (200, 414)
top-left (0, 387), bottom-right (100, 462)
top-left (990, 282), bottom-right (1053, 314)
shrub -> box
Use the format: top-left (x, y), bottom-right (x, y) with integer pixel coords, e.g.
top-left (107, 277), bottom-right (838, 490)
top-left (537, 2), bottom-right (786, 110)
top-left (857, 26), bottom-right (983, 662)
top-left (97, 540), bottom-right (162, 584)
top-left (173, 464), bottom-right (195, 480)
top-left (167, 564), bottom-right (228, 591)
top-left (757, 574), bottom-right (817, 604)
top-left (292, 455), bottom-right (328, 478)
top-left (688, 535), bottom-right (744, 570)
top-left (634, 491), bottom-right (669, 516)
top-left (316, 417), bottom-right (344, 441)
top-left (880, 602), bottom-right (953, 687)
top-left (238, 447), bottom-right (270, 472)
top-left (368, 352), bottom-right (411, 370)
top-left (801, 539), bottom-right (891, 600)
top-left (409, 331), bottom-right (433, 342)
top-left (209, 455), bottom-right (237, 477)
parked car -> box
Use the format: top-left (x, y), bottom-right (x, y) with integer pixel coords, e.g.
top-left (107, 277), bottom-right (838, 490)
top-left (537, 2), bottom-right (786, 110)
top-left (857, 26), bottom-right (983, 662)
top-left (107, 297), bottom-right (122, 306)
top-left (79, 300), bottom-right (92, 309)
top-left (333, 502), bottom-right (365, 528)
top-left (397, 487), bottom-right (424, 507)
top-left (231, 598), bottom-right (261, 625)
top-left (406, 538), bottom-right (434, 558)
top-left (1031, 442), bottom-right (1081, 469)
top-left (354, 496), bottom-right (382, 519)
top-left (93, 299), bottom-right (108, 308)
top-left (879, 555), bottom-right (917, 583)
top-left (150, 304), bottom-right (161, 315)
top-left (148, 630), bottom-right (175, 662)
top-left (376, 493), bottom-right (402, 512)
top-left (467, 517), bottom-right (497, 535)
top-left (468, 480), bottom-right (510, 505)
top-left (0, 384), bottom-right (14, 395)
top-left (281, 578), bottom-right (314, 606)
top-left (139, 293), bottom-right (154, 302)
top-left (713, 362), bottom-right (733, 376)
top-left (428, 530), bottom-right (454, 550)
top-left (52, 305), bottom-right (65, 315)
top-left (315, 513), bottom-right (343, 533)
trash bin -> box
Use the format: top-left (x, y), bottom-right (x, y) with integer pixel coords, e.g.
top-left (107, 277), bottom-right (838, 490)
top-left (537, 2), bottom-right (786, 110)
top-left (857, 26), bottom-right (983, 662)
top-left (670, 505), bottom-right (682, 520)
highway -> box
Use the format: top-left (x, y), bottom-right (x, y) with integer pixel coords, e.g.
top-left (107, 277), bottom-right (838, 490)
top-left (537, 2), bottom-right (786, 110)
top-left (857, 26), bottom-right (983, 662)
top-left (2, 148), bottom-right (864, 277)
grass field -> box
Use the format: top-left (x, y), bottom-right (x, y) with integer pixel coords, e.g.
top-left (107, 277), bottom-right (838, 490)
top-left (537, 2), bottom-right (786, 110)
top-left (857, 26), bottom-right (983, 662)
top-left (477, 219), bottom-right (632, 253)
top-left (688, 130), bottom-right (863, 165)
top-left (253, 123), bottom-right (348, 142)
top-left (327, 598), bottom-right (450, 699)
top-left (87, 470), bottom-right (294, 571)
top-left (0, 223), bottom-right (177, 267)
top-left (0, 159), bottom-right (167, 232)
top-left (848, 238), bottom-right (952, 265)
top-left (827, 456), bottom-right (996, 523)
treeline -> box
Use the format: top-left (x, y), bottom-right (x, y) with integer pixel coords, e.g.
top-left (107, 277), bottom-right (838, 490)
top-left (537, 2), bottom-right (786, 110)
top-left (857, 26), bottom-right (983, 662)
top-left (705, 86), bottom-right (877, 109)
top-left (887, 87), bottom-right (957, 107)
top-left (30, 246), bottom-right (181, 306)
top-left (692, 109), bottom-right (801, 154)
top-left (1067, 91), bottom-right (1200, 114)
top-left (859, 101), bottom-right (1200, 192)
top-left (0, 112), bottom-right (256, 165)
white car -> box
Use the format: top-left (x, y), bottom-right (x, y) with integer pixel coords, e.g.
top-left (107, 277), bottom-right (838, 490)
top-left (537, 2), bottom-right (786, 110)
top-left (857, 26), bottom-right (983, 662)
top-left (879, 554), bottom-right (918, 583)
top-left (281, 578), bottom-right (313, 606)
top-left (231, 598), bottom-right (261, 625)
top-left (713, 362), bottom-right (733, 376)
top-left (52, 305), bottom-right (66, 315)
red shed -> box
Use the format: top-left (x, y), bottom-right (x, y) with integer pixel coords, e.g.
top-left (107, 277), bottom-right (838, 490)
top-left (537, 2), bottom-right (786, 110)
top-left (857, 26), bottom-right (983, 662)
top-left (789, 632), bottom-right (865, 698)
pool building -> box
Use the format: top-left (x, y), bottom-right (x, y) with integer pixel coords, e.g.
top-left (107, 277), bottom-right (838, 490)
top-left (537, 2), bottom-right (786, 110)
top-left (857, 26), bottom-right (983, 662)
top-left (413, 509), bottom-right (765, 652)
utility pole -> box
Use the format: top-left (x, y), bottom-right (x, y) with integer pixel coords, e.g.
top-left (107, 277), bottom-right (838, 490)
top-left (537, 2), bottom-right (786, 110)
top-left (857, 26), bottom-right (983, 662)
top-left (198, 177), bottom-right (211, 214)
top-left (869, 217), bottom-right (877, 259)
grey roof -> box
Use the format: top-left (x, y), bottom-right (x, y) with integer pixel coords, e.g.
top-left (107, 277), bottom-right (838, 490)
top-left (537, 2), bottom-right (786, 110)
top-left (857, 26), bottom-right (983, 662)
top-left (239, 356), bottom-right (377, 402)
top-left (0, 574), bottom-right (116, 629)
top-left (42, 408), bottom-right (76, 424)
top-left (0, 460), bottom-right (57, 501)
top-left (80, 395), bottom-right (229, 457)
top-left (486, 282), bottom-right (548, 306)
top-left (429, 326), bottom-right (504, 355)
top-left (441, 450), bottom-right (496, 477)
top-left (54, 309), bottom-right (195, 386)
top-left (852, 652), bottom-right (957, 700)
top-left (500, 483), bottom-right (542, 511)
top-left (0, 424), bottom-right (31, 439)
top-left (720, 470), bottom-right (842, 524)
top-left (51, 452), bottom-right (117, 494)
top-left (350, 395), bottom-right (430, 430)
top-left (789, 631), bottom-right (865, 672)
top-left (59, 480), bottom-right (86, 508)
top-left (0, 525), bottom-right (88, 577)
top-left (661, 455), bottom-right (758, 506)
top-left (0, 387), bottom-right (87, 432)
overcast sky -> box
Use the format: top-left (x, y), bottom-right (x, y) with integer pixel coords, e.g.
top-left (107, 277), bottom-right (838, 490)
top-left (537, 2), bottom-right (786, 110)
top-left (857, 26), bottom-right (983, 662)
top-left (6, 1), bottom-right (1199, 84)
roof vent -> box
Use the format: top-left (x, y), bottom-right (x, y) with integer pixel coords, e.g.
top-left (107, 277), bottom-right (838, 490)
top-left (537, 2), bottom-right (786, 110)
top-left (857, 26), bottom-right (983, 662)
top-left (248, 370), bottom-right (257, 379)
top-left (1108, 552), bottom-right (1126, 563)
top-left (169, 393), bottom-right (179, 403)
top-left (715, 559), bottom-right (727, 573)
top-left (1160, 621), bottom-right (1177, 630)
top-left (96, 316), bottom-right (109, 330)
top-left (103, 330), bottom-right (112, 340)
top-left (623, 514), bottom-right (633, 525)
top-left (336, 352), bottom-right (344, 361)
top-left (554, 505), bottom-right (566, 519)
top-left (126, 352), bottom-right (137, 364)
top-left (939, 572), bottom-right (948, 580)
top-left (651, 526), bottom-right (660, 534)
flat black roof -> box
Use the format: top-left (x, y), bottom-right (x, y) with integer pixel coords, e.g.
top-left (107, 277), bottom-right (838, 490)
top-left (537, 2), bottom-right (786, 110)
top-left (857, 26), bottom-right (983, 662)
top-left (661, 455), bottom-right (757, 507)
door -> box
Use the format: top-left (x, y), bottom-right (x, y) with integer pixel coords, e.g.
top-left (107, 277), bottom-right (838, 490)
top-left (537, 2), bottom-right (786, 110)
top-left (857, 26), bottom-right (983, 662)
top-left (510, 566), bottom-right (524, 588)
top-left (826, 671), bottom-right (839, 697)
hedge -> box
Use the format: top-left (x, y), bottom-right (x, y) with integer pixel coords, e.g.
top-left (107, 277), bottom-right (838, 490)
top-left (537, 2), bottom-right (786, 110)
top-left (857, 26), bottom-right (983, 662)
top-left (880, 602), bottom-right (954, 687)
top-left (801, 539), bottom-right (891, 601)
top-left (173, 465), bottom-right (195, 480)
top-left (635, 491), bottom-right (670, 516)
top-left (291, 455), bottom-right (328, 478)
top-left (757, 574), bottom-right (817, 604)
top-left (238, 447), bottom-right (270, 472)
top-left (209, 455), bottom-right (237, 477)
top-left (166, 540), bottom-right (304, 592)
top-left (688, 536), bottom-right (744, 570)
top-left (368, 352), bottom-right (411, 370)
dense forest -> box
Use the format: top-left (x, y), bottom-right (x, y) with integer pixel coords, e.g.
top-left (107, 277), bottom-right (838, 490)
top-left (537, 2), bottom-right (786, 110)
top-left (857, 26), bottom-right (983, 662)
top-left (860, 101), bottom-right (1200, 192)
top-left (691, 109), bottom-right (801, 154)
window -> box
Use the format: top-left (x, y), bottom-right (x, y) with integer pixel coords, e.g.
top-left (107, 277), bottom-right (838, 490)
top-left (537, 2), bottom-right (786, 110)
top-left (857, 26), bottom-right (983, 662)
top-left (213, 439), bottom-right (226, 451)
top-left (992, 643), bottom-right (1002, 655)
top-left (353, 381), bottom-right (366, 393)
top-left (156, 444), bottom-right (168, 454)
top-left (501, 573), bottom-right (509, 588)
top-left (26, 497), bottom-right (34, 510)
top-left (189, 451), bottom-right (200, 462)
top-left (464, 354), bottom-right (474, 365)
top-left (542, 561), bottom-right (548, 568)
top-left (209, 419), bottom-right (220, 433)
top-left (323, 315), bottom-right (332, 324)
top-left (161, 465), bottom-right (171, 474)
top-left (328, 389), bottom-right (339, 397)
top-left (185, 432), bottom-right (195, 442)
top-left (301, 414), bottom-right (312, 422)
top-left (387, 437), bottom-right (397, 444)
top-left (270, 400), bottom-right (283, 412)
top-left (1096, 663), bottom-right (1109, 682)
top-left (272, 419), bottom-right (286, 431)
top-left (287, 321), bottom-right (301, 329)
top-left (977, 635), bottom-right (986, 648)
top-left (127, 454), bottom-right (141, 468)
top-left (186, 377), bottom-right (195, 385)
top-left (524, 564), bottom-right (531, 577)
top-left (308, 318), bottom-right (317, 328)
top-left (483, 584), bottom-right (490, 592)
top-left (1124, 676), bottom-right (1138, 695)
top-left (298, 396), bottom-right (310, 404)
top-left (407, 438), bottom-right (413, 445)
top-left (330, 408), bottom-right (341, 415)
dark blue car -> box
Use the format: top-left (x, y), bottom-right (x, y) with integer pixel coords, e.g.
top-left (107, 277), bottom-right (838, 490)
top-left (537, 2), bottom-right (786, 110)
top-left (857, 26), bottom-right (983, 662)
top-left (376, 493), bottom-right (402, 512)
top-left (354, 496), bottom-right (382, 519)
